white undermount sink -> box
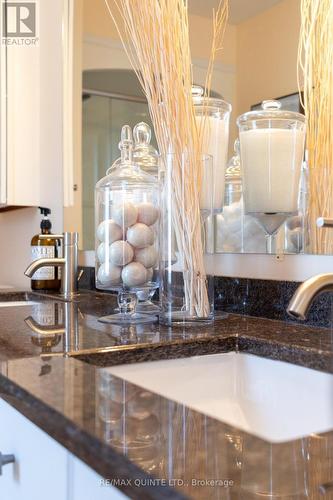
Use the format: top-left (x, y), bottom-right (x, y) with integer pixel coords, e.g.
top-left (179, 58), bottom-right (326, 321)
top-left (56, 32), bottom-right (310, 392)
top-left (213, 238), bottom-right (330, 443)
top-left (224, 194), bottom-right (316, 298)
top-left (106, 352), bottom-right (333, 443)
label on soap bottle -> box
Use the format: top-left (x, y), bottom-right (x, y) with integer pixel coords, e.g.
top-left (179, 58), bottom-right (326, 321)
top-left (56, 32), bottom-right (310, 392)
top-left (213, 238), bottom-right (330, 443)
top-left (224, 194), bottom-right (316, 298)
top-left (31, 246), bottom-right (55, 280)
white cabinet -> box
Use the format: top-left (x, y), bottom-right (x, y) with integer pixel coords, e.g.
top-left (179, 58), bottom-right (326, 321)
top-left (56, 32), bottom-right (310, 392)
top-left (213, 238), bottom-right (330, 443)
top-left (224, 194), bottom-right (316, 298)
top-left (0, 398), bottom-right (128, 500)
top-left (0, 0), bottom-right (66, 210)
top-left (0, 398), bottom-right (68, 500)
top-left (69, 455), bottom-right (128, 500)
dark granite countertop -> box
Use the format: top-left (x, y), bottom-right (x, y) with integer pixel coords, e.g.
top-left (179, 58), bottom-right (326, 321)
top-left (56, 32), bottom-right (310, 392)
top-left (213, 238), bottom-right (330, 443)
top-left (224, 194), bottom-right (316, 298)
top-left (0, 290), bottom-right (332, 498)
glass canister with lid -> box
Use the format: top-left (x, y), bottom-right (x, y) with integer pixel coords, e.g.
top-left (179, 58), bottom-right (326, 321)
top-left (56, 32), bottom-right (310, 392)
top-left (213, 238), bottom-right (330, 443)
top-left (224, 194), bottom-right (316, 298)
top-left (192, 85), bottom-right (232, 214)
top-left (236, 100), bottom-right (306, 252)
top-left (215, 140), bottom-right (267, 253)
top-left (95, 125), bottom-right (160, 324)
top-left (224, 139), bottom-right (242, 207)
top-left (237, 100), bottom-right (306, 219)
top-left (216, 140), bottom-right (244, 253)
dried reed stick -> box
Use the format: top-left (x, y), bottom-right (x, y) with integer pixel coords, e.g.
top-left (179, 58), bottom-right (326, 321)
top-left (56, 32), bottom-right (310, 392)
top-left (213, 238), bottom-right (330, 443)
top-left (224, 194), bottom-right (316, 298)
top-left (104, 0), bottom-right (228, 316)
top-left (297, 0), bottom-right (333, 254)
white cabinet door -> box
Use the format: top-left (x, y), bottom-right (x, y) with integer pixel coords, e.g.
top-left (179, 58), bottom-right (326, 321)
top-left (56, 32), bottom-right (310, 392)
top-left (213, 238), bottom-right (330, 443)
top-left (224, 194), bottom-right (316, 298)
top-left (0, 398), bottom-right (68, 500)
top-left (0, 0), bottom-right (66, 209)
top-left (0, 397), bottom-right (130, 500)
top-left (69, 454), bottom-right (128, 500)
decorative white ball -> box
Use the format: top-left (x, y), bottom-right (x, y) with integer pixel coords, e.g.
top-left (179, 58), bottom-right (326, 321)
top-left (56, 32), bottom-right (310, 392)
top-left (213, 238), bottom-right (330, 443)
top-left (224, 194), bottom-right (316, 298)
top-left (109, 240), bottom-right (134, 266)
top-left (96, 242), bottom-right (107, 263)
top-left (127, 223), bottom-right (154, 249)
top-left (137, 202), bottom-right (159, 226)
top-left (122, 262), bottom-right (147, 287)
top-left (134, 245), bottom-right (157, 268)
top-left (112, 202), bottom-right (138, 228)
top-left (97, 263), bottom-right (122, 286)
top-left (97, 219), bottom-right (122, 243)
top-left (146, 267), bottom-right (154, 282)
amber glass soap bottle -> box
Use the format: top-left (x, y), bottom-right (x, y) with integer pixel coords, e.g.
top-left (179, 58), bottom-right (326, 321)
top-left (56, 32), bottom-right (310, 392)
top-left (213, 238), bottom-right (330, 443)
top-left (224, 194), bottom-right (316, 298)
top-left (30, 207), bottom-right (61, 291)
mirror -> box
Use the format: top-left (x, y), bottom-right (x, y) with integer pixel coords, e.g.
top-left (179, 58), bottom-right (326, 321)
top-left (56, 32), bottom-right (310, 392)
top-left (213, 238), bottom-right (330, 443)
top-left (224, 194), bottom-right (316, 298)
top-left (65, 0), bottom-right (309, 255)
top-left (81, 69), bottom-right (157, 249)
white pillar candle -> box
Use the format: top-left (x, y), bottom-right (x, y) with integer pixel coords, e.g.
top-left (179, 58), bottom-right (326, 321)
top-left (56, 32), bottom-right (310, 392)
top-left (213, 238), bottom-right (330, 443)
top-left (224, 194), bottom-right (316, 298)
top-left (240, 128), bottom-right (305, 213)
top-left (196, 115), bottom-right (229, 211)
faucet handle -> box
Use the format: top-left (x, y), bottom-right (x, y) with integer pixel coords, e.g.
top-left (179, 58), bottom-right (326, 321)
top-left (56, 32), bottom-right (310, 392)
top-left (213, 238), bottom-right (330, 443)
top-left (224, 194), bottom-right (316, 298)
top-left (317, 218), bottom-right (333, 228)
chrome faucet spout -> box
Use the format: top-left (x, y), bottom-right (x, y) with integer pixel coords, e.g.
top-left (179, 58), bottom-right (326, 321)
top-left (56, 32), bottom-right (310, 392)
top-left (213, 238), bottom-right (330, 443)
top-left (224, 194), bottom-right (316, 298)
top-left (23, 232), bottom-right (79, 300)
top-left (287, 273), bottom-right (333, 320)
top-left (24, 258), bottom-right (66, 278)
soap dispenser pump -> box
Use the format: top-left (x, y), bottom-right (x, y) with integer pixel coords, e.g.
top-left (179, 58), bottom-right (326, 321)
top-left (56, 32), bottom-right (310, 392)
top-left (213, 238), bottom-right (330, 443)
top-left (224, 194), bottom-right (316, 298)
top-left (30, 207), bottom-right (62, 291)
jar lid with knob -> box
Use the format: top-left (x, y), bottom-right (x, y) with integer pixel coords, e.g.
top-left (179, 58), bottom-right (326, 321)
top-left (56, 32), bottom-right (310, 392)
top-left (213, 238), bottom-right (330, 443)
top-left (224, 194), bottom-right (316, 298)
top-left (237, 100), bottom-right (305, 131)
top-left (132, 122), bottom-right (159, 177)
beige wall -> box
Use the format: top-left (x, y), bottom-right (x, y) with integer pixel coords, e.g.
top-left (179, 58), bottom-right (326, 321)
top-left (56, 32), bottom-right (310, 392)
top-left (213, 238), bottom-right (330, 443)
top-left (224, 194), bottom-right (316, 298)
top-left (81, 0), bottom-right (238, 147)
top-left (83, 0), bottom-right (237, 66)
top-left (236, 0), bottom-right (300, 117)
top-left (82, 0), bottom-right (300, 137)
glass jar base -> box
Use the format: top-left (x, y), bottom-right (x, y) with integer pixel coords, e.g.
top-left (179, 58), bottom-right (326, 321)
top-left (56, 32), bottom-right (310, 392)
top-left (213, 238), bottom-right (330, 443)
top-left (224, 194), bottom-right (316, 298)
top-left (98, 312), bottom-right (158, 325)
top-left (136, 301), bottom-right (160, 314)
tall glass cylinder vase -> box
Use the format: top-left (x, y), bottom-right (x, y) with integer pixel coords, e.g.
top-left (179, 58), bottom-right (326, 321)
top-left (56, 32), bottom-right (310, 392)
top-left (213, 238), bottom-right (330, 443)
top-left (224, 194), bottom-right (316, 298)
top-left (159, 153), bottom-right (214, 326)
top-left (192, 86), bottom-right (232, 214)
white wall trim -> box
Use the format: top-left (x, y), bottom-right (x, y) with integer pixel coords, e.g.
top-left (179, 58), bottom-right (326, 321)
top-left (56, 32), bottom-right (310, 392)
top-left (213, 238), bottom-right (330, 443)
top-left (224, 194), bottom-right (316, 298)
top-left (82, 35), bottom-right (236, 75)
top-left (205, 253), bottom-right (333, 282)
top-left (0, 0), bottom-right (7, 205)
top-left (63, 0), bottom-right (74, 207)
top-left (81, 250), bottom-right (333, 282)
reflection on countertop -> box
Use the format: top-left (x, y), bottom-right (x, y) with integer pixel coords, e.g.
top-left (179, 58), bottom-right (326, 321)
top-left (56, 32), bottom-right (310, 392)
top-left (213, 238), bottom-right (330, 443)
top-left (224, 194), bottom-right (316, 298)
top-left (0, 290), bottom-right (332, 374)
top-left (0, 355), bottom-right (332, 499)
top-left (0, 290), bottom-right (333, 498)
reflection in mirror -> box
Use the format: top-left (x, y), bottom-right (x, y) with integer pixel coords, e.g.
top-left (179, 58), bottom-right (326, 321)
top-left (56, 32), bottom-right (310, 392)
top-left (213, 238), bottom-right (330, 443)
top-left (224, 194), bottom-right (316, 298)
top-left (82, 69), bottom-right (156, 249)
top-left (65, 0), bottom-right (309, 255)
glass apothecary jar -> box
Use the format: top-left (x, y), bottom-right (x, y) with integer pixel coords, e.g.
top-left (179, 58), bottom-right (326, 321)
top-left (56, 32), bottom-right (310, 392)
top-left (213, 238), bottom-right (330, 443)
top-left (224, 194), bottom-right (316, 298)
top-left (216, 140), bottom-right (267, 253)
top-left (237, 100), bottom-right (306, 251)
top-left (95, 125), bottom-right (160, 324)
top-left (216, 140), bottom-right (244, 253)
top-left (192, 86), bottom-right (232, 213)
